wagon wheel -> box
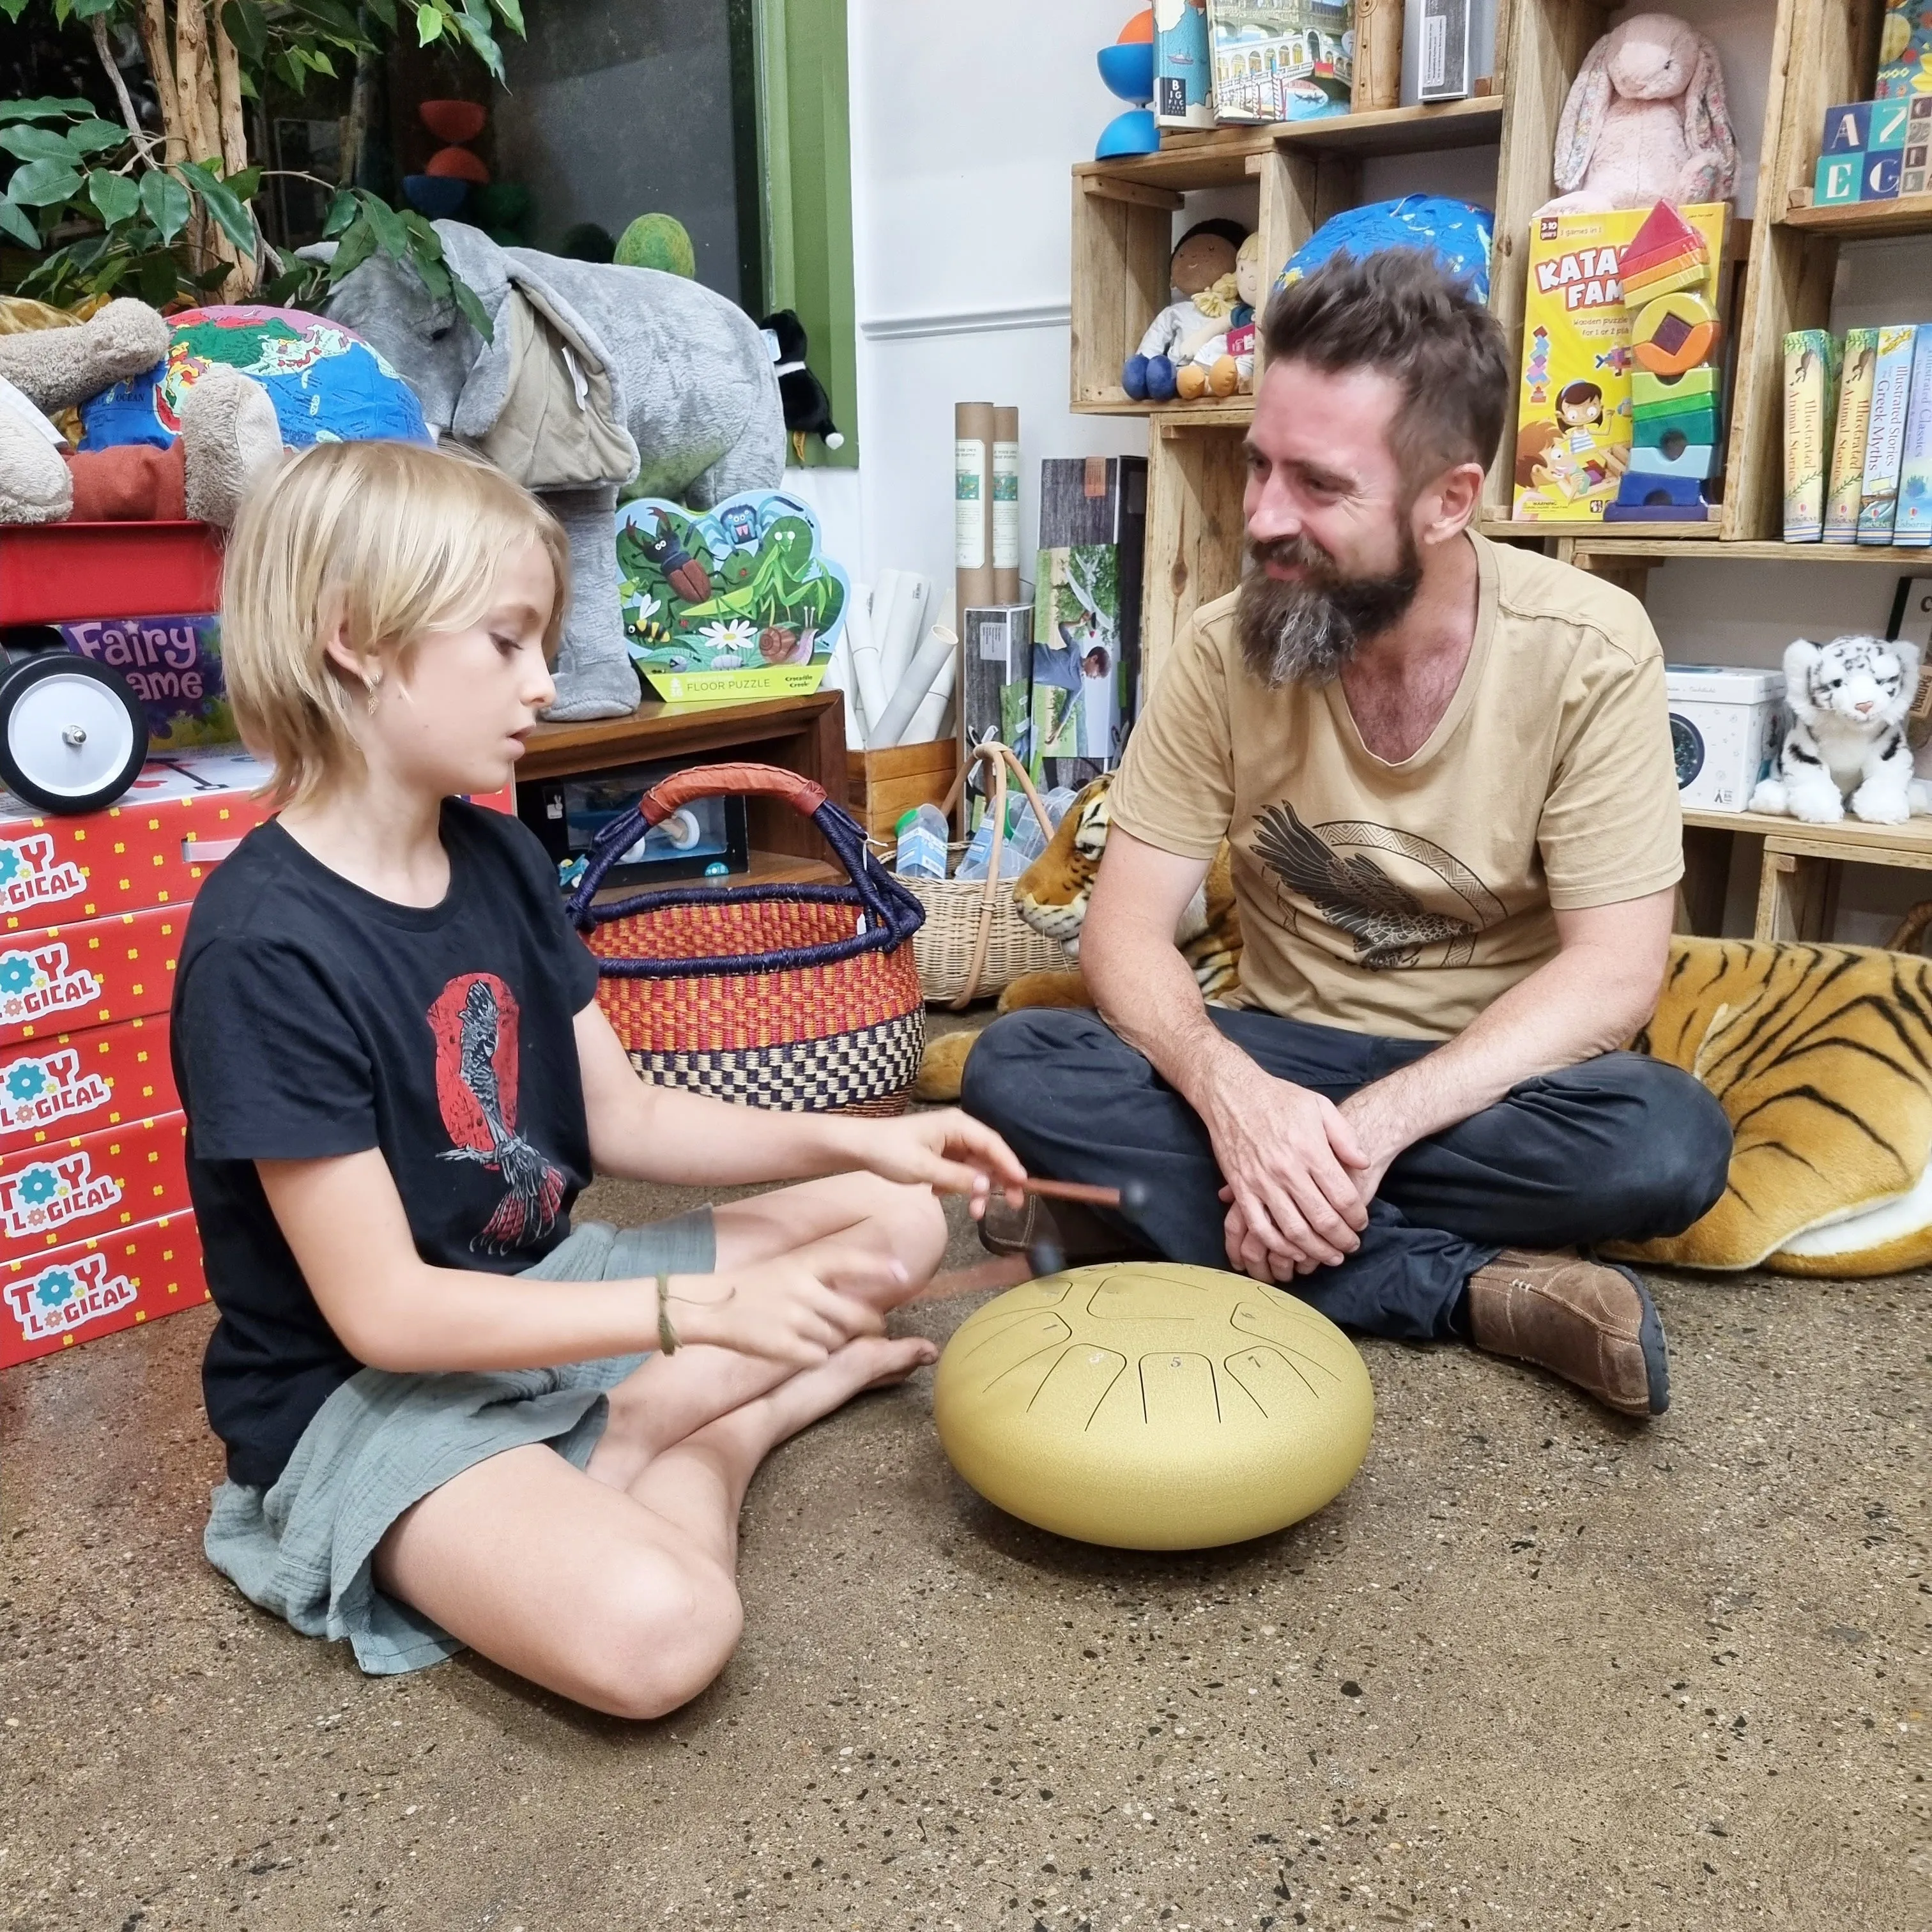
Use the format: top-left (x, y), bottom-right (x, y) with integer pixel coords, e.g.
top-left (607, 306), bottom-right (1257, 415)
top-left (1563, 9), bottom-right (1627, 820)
top-left (0, 654), bottom-right (149, 815)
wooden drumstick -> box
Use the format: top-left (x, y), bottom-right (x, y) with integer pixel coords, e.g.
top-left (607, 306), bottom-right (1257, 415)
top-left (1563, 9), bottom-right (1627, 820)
top-left (1014, 1176), bottom-right (1147, 1212)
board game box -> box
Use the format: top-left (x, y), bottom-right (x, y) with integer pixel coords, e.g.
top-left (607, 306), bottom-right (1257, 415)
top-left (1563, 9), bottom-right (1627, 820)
top-left (1512, 203), bottom-right (1728, 523)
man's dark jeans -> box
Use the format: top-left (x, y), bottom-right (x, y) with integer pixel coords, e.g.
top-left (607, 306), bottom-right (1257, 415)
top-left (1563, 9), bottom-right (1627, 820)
top-left (959, 1006), bottom-right (1733, 1340)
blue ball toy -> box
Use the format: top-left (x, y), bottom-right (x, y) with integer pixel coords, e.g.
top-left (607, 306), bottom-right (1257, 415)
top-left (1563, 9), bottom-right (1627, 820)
top-left (1273, 196), bottom-right (1495, 304)
top-left (1142, 355), bottom-right (1177, 403)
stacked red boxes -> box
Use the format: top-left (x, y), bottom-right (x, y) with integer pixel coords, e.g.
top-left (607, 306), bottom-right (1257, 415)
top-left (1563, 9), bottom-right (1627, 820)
top-left (0, 749), bottom-right (273, 1369)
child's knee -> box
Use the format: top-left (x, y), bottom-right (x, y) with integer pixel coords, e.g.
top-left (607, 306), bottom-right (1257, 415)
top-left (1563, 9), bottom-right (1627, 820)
top-left (583, 1554), bottom-right (743, 1721)
top-left (843, 1170), bottom-right (947, 1269)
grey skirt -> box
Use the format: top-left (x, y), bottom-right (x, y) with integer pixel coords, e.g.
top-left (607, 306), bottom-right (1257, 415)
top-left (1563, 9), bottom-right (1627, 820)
top-left (203, 1210), bottom-right (716, 1677)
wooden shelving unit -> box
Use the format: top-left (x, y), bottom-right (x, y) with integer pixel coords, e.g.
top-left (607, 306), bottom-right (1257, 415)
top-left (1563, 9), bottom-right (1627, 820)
top-left (1067, 0), bottom-right (1932, 933)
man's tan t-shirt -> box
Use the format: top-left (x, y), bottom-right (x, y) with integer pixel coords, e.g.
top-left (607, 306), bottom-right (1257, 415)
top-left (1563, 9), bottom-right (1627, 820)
top-left (1108, 533), bottom-right (1682, 1041)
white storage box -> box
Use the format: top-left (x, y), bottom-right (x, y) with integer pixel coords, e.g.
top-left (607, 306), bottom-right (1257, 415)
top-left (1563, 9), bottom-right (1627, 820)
top-left (1666, 664), bottom-right (1785, 812)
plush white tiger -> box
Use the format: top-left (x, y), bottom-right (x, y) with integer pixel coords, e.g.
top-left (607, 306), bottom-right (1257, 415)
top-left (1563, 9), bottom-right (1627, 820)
top-left (1749, 634), bottom-right (1927, 825)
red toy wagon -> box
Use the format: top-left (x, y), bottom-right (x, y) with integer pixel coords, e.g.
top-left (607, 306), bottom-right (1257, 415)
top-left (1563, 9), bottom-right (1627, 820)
top-left (0, 520), bottom-right (222, 814)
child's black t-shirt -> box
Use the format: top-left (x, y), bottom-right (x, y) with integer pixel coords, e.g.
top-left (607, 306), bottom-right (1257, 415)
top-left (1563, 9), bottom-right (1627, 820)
top-left (172, 802), bottom-right (601, 1488)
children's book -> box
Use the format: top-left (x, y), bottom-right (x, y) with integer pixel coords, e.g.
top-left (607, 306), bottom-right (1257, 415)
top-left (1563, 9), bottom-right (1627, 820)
top-left (1511, 203), bottom-right (1728, 523)
top-left (1156, 0), bottom-right (1216, 128)
top-left (1208, 1), bottom-right (1354, 125)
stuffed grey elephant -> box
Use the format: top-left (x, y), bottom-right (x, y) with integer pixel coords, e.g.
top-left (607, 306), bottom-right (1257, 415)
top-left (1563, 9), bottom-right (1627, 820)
top-left (308, 222), bottom-right (786, 720)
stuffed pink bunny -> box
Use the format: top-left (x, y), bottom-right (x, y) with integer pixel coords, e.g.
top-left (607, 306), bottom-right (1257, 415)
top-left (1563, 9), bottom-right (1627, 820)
top-left (1538, 12), bottom-right (1737, 215)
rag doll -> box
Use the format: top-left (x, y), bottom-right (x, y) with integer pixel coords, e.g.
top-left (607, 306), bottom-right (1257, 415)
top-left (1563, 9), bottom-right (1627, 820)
top-left (0, 300), bottom-right (280, 529)
top-left (1121, 218), bottom-right (1248, 403)
top-left (1538, 13), bottom-right (1737, 215)
top-left (1750, 635), bottom-right (1928, 825)
top-left (1181, 233), bottom-right (1265, 401)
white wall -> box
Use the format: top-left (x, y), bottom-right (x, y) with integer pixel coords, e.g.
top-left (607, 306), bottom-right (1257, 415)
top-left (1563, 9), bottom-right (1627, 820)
top-left (843, 0), bottom-right (1147, 593)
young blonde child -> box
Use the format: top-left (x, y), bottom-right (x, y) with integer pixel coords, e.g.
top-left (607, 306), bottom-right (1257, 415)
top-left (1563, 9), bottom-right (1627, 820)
top-left (178, 440), bottom-right (1024, 1716)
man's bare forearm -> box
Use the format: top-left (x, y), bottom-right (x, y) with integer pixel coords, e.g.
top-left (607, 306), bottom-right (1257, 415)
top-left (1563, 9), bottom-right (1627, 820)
top-left (1082, 930), bottom-right (1250, 1117)
top-left (1342, 933), bottom-right (1664, 1167)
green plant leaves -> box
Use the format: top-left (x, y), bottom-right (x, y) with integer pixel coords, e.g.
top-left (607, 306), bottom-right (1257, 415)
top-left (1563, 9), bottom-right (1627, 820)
top-left (220, 0), bottom-right (268, 62)
top-left (0, 124), bottom-right (79, 164)
top-left (0, 98), bottom-right (93, 123)
top-left (86, 167), bottom-right (139, 226)
top-left (416, 3), bottom-right (443, 42)
top-left (176, 160), bottom-right (255, 252)
top-left (8, 157), bottom-right (82, 206)
top-left (322, 189), bottom-right (357, 238)
top-left (0, 196), bottom-right (39, 247)
top-left (139, 167), bottom-right (191, 243)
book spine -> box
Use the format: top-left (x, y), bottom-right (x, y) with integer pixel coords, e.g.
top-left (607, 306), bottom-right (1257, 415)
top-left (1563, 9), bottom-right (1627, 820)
top-left (1894, 326), bottom-right (1932, 546)
top-left (1860, 324), bottom-right (1920, 544)
top-left (1824, 328), bottom-right (1882, 540)
top-left (1782, 330), bottom-right (1838, 542)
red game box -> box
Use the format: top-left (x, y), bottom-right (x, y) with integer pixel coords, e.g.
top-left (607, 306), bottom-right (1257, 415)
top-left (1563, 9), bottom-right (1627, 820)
top-left (0, 1208), bottom-right (206, 1370)
top-left (0, 1013), bottom-right (174, 1153)
top-left (0, 749), bottom-right (272, 939)
top-left (0, 903), bottom-right (185, 1050)
top-left (0, 1109), bottom-right (188, 1259)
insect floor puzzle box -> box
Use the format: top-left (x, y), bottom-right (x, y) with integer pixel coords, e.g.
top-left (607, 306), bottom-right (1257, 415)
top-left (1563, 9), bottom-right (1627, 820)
top-left (1512, 203), bottom-right (1728, 523)
top-left (615, 489), bottom-right (851, 703)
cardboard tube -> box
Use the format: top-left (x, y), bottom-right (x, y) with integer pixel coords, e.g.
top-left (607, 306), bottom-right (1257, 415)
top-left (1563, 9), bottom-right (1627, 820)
top-left (956, 401), bottom-right (995, 613)
top-left (903, 648), bottom-right (958, 746)
top-left (992, 406), bottom-right (1021, 603)
top-left (820, 628), bottom-right (865, 748)
top-left (845, 583), bottom-right (889, 745)
top-left (878, 571), bottom-right (928, 698)
top-left (873, 621), bottom-right (959, 749)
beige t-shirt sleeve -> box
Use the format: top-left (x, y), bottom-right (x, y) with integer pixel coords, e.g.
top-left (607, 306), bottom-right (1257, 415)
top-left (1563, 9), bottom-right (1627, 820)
top-left (1537, 633), bottom-right (1684, 910)
top-left (1107, 606), bottom-right (1237, 861)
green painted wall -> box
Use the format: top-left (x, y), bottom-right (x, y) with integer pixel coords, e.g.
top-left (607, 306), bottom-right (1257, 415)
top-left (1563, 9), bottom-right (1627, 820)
top-left (754, 0), bottom-right (859, 467)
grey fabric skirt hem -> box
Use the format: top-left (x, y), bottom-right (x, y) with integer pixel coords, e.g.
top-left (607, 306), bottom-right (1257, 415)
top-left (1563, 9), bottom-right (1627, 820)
top-left (203, 1209), bottom-right (716, 1678)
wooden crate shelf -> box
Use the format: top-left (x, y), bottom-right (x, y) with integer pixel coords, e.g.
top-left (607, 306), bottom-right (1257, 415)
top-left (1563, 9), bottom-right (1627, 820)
top-left (1085, 0), bottom-right (1932, 696)
top-left (1781, 186), bottom-right (1932, 238)
top-left (518, 688), bottom-right (849, 873)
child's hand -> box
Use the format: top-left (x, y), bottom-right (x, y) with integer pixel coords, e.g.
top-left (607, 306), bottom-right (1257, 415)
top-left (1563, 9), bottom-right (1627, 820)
top-left (847, 1108), bottom-right (1028, 1207)
top-left (667, 1245), bottom-right (903, 1367)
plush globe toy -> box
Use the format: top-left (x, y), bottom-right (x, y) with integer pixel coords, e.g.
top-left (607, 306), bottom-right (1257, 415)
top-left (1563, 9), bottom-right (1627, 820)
top-left (77, 305), bottom-right (429, 455)
top-left (1274, 195), bottom-right (1495, 303)
top-left (615, 213), bottom-right (697, 279)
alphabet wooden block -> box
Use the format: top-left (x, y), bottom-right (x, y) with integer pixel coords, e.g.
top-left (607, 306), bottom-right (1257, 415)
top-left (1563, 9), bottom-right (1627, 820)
top-left (1815, 153), bottom-right (1863, 206)
top-left (1821, 100), bottom-right (1873, 153)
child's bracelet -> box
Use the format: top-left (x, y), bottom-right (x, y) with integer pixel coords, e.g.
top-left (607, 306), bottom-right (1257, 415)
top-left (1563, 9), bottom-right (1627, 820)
top-left (656, 1273), bottom-right (679, 1356)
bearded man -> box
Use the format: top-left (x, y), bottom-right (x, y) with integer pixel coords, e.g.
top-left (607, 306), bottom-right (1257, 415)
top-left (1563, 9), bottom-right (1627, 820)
top-left (961, 250), bottom-right (1731, 1418)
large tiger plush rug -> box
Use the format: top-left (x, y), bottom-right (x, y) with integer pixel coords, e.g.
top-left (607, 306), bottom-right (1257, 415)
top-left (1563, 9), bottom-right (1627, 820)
top-left (918, 776), bottom-right (1932, 1277)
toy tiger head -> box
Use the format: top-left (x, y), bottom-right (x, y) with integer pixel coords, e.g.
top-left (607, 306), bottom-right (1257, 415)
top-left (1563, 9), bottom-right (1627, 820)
top-left (1013, 775), bottom-right (1116, 947)
top-left (1011, 771), bottom-right (1242, 1000)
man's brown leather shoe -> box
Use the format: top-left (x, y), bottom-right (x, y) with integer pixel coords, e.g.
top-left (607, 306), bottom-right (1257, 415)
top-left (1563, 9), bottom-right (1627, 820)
top-left (1464, 1248), bottom-right (1670, 1418)
top-left (977, 1192), bottom-right (1151, 1268)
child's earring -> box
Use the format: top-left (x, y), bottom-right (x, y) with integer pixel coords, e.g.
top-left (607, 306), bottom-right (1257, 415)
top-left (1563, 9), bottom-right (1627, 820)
top-left (363, 670), bottom-right (383, 716)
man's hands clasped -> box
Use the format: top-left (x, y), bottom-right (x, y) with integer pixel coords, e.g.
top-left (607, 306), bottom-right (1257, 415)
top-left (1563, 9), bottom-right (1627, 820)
top-left (1202, 1061), bottom-right (1395, 1283)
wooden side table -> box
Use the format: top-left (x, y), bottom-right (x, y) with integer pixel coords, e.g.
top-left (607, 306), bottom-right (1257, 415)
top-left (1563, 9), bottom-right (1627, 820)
top-left (518, 688), bottom-right (850, 887)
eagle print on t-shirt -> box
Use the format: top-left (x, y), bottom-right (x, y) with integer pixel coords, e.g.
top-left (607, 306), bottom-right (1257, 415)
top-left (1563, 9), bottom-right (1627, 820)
top-left (427, 972), bottom-right (565, 1252)
top-left (1252, 803), bottom-right (1506, 972)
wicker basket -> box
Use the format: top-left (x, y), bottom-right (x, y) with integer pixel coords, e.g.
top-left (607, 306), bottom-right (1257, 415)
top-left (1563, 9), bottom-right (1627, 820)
top-left (566, 762), bottom-right (926, 1115)
top-left (896, 740), bottom-right (1073, 1009)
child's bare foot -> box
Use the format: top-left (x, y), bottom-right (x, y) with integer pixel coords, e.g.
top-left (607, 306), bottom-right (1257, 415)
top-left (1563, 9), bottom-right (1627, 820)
top-left (737, 1333), bottom-right (937, 1455)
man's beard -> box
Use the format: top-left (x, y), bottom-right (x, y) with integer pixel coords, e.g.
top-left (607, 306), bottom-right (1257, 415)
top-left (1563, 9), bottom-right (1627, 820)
top-left (1236, 528), bottom-right (1423, 687)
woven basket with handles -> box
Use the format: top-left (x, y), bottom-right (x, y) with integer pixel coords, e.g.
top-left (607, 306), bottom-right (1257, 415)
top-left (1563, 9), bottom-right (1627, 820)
top-left (889, 740), bottom-right (1073, 1009)
top-left (566, 762), bottom-right (926, 1115)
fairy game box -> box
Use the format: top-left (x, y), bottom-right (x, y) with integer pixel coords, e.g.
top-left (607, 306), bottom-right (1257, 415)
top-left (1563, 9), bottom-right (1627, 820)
top-left (1512, 203), bottom-right (1728, 523)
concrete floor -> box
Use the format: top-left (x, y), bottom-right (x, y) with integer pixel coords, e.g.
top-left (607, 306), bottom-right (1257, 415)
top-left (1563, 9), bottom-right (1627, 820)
top-left (2, 1176), bottom-right (1926, 1931)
